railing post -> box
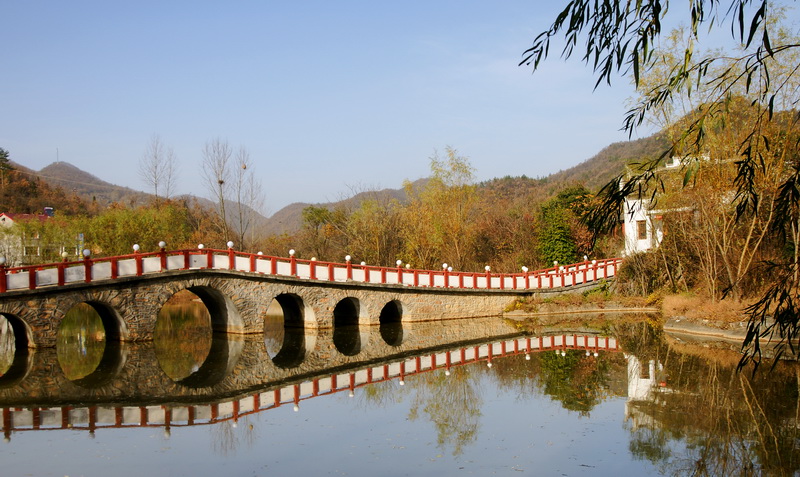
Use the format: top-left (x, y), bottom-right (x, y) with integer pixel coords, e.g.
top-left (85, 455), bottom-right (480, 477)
top-left (310, 258), bottom-right (317, 280)
top-left (135, 252), bottom-right (143, 276)
top-left (271, 257), bottom-right (278, 275)
top-left (184, 251), bottom-right (191, 270)
top-left (472, 273), bottom-right (478, 289)
top-left (83, 251), bottom-right (93, 283)
top-left (397, 261), bottom-right (403, 284)
top-left (327, 262), bottom-right (334, 280)
top-left (443, 266), bottom-right (449, 288)
top-left (227, 243), bottom-right (235, 270)
top-left (499, 273), bottom-right (504, 290)
top-left (345, 256), bottom-right (353, 280)
top-left (159, 242), bottom-right (167, 272)
top-left (363, 265), bottom-right (370, 283)
top-left (206, 250), bottom-right (213, 269)
top-left (290, 255), bottom-right (297, 277)
top-left (57, 262), bottom-right (65, 286)
top-left (0, 264), bottom-right (5, 293)
top-left (28, 267), bottom-right (37, 290)
top-left (414, 270), bottom-right (419, 287)
top-left (249, 254), bottom-right (256, 273)
top-left (485, 266), bottom-right (491, 289)
top-left (458, 273), bottom-right (464, 288)
top-left (111, 258), bottom-right (118, 279)
top-left (381, 267), bottom-right (386, 284)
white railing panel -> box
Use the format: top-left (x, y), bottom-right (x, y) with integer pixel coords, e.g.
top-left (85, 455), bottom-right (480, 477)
top-left (352, 269), bottom-right (365, 282)
top-left (333, 267), bottom-right (347, 281)
top-left (37, 268), bottom-right (58, 286)
top-left (211, 254), bottom-right (228, 270)
top-left (118, 258), bottom-right (137, 276)
top-left (383, 271), bottom-right (397, 284)
top-left (93, 262), bottom-right (112, 280)
top-left (65, 265), bottom-right (85, 283)
top-left (167, 255), bottom-right (184, 270)
top-left (255, 258), bottom-right (271, 274)
top-left (296, 263), bottom-right (310, 279)
top-left (315, 264), bottom-right (331, 281)
top-left (234, 256), bottom-right (249, 271)
top-left (142, 256), bottom-right (161, 273)
top-left (7, 272), bottom-right (28, 290)
top-left (276, 261), bottom-right (291, 276)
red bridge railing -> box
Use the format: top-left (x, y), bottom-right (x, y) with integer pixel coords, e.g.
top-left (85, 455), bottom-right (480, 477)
top-left (0, 247), bottom-right (621, 293)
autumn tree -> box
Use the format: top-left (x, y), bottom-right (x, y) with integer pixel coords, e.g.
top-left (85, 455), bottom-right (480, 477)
top-left (401, 148), bottom-right (478, 270)
top-left (230, 147), bottom-right (266, 251)
top-left (524, 0), bottom-right (800, 366)
top-left (139, 134), bottom-right (177, 203)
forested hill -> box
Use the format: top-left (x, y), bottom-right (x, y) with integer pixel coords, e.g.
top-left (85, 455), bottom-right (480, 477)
top-left (545, 132), bottom-right (669, 190)
top-left (36, 162), bottom-right (148, 205)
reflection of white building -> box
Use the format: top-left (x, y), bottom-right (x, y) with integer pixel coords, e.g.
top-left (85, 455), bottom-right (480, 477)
top-left (624, 354), bottom-right (667, 430)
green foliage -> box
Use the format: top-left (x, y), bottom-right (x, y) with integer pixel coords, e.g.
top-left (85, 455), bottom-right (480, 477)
top-left (84, 203), bottom-right (192, 255)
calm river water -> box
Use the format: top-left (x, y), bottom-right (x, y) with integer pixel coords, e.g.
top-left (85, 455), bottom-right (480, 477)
top-left (0, 303), bottom-right (797, 476)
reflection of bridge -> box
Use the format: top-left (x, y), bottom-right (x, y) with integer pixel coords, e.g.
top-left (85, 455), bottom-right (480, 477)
top-left (0, 332), bottom-right (618, 438)
top-left (0, 247), bottom-right (620, 348)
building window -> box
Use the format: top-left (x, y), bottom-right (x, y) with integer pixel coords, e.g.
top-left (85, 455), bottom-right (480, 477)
top-left (637, 220), bottom-right (647, 240)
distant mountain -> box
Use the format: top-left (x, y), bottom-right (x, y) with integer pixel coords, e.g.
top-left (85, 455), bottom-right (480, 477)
top-left (261, 179), bottom-right (427, 235)
top-left (10, 131), bottom-right (669, 235)
top-left (30, 162), bottom-right (150, 206)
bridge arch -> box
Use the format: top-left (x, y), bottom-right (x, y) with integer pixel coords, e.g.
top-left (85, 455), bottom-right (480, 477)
top-left (81, 301), bottom-right (127, 342)
top-left (0, 313), bottom-right (33, 351)
top-left (184, 285), bottom-right (244, 334)
top-left (0, 313), bottom-right (33, 387)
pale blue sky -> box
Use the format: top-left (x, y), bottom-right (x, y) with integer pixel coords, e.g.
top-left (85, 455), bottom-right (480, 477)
top-left (1, 1), bottom-right (644, 213)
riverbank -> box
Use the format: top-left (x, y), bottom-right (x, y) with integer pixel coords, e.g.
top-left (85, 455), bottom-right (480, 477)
top-left (503, 291), bottom-right (753, 343)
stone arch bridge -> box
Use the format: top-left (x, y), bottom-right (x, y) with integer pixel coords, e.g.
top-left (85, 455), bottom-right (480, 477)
top-left (0, 247), bottom-right (620, 348)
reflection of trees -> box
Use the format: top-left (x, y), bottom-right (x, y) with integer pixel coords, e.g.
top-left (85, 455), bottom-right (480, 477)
top-left (154, 302), bottom-right (212, 381)
top-left (537, 350), bottom-right (614, 415)
top-left (57, 303), bottom-right (106, 380)
top-left (408, 367), bottom-right (482, 456)
top-left (359, 365), bottom-right (483, 456)
top-left (210, 416), bottom-right (257, 457)
top-left (624, 327), bottom-right (800, 476)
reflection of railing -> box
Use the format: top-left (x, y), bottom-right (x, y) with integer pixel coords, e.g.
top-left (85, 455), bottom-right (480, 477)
top-left (0, 247), bottom-right (621, 293)
top-left (0, 334), bottom-right (618, 436)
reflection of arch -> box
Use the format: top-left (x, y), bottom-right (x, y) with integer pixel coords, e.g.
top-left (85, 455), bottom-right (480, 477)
top-left (0, 314), bottom-right (32, 388)
top-left (333, 298), bottom-right (361, 356)
top-left (379, 300), bottom-right (403, 346)
top-left (266, 293), bottom-right (313, 369)
top-left (185, 286), bottom-right (243, 334)
top-left (0, 313), bottom-right (32, 350)
top-left (177, 336), bottom-right (244, 388)
top-left (69, 341), bottom-right (128, 388)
